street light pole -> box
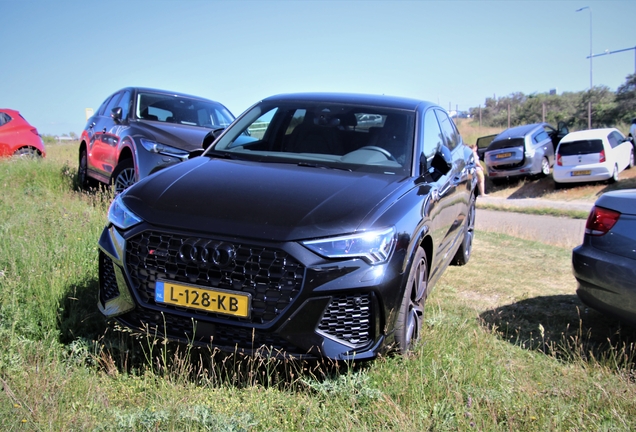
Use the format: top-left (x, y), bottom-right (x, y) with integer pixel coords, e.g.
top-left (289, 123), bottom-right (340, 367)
top-left (576, 6), bottom-right (592, 128)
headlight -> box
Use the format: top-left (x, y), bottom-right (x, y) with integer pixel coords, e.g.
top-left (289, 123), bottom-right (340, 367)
top-left (140, 138), bottom-right (189, 159)
top-left (302, 227), bottom-right (396, 265)
top-left (108, 195), bottom-right (142, 230)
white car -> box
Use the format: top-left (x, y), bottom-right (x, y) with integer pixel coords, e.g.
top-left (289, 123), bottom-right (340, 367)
top-left (554, 128), bottom-right (634, 185)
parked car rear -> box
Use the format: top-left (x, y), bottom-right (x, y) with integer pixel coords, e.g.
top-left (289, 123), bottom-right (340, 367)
top-left (553, 128), bottom-right (634, 185)
top-left (573, 189), bottom-right (636, 326)
top-left (0, 108), bottom-right (46, 158)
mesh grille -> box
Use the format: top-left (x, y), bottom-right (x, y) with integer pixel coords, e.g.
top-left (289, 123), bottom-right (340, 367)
top-left (125, 231), bottom-right (304, 324)
top-left (99, 251), bottom-right (120, 305)
top-left (118, 309), bottom-right (303, 354)
top-left (318, 294), bottom-right (371, 346)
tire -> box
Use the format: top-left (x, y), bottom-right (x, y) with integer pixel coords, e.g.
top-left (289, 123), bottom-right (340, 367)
top-left (540, 157), bottom-right (550, 177)
top-left (14, 147), bottom-right (39, 158)
top-left (452, 195), bottom-right (475, 266)
top-left (78, 148), bottom-right (89, 189)
top-left (394, 247), bottom-right (429, 354)
top-left (627, 149), bottom-right (634, 170)
top-left (609, 165), bottom-right (619, 183)
top-left (111, 159), bottom-right (136, 194)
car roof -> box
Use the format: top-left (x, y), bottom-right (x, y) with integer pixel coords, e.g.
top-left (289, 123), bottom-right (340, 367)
top-left (117, 87), bottom-right (219, 102)
top-left (0, 108), bottom-right (20, 115)
top-left (560, 128), bottom-right (620, 143)
top-left (260, 92), bottom-right (438, 111)
top-left (492, 123), bottom-right (547, 141)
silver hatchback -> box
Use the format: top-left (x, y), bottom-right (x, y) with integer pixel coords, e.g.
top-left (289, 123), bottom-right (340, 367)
top-left (485, 122), bottom-right (567, 181)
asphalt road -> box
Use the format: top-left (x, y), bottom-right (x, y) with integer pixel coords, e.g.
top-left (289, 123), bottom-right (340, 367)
top-left (475, 209), bottom-right (587, 249)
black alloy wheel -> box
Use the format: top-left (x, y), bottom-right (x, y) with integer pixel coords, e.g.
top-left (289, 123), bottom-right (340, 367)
top-left (111, 159), bottom-right (136, 194)
top-left (395, 247), bottom-right (429, 354)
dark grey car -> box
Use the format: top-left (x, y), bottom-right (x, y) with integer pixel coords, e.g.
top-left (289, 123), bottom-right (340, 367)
top-left (572, 189), bottom-right (636, 326)
top-left (485, 123), bottom-right (567, 182)
top-left (79, 87), bottom-right (235, 193)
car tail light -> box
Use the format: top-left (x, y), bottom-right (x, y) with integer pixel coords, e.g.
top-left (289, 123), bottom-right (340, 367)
top-left (599, 150), bottom-right (606, 163)
top-left (585, 206), bottom-right (620, 236)
top-left (556, 153), bottom-right (562, 166)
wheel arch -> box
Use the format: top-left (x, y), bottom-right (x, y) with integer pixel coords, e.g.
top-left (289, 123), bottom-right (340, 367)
top-left (118, 145), bottom-right (134, 165)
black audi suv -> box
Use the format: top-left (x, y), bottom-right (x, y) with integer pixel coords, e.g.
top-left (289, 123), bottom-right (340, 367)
top-left (97, 93), bottom-right (478, 360)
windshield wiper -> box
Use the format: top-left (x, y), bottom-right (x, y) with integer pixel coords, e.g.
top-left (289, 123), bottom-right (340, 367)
top-left (297, 161), bottom-right (352, 172)
top-left (206, 150), bottom-right (238, 160)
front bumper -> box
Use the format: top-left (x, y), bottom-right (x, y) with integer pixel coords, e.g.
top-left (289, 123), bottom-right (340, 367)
top-left (98, 224), bottom-right (405, 360)
top-left (572, 243), bottom-right (636, 326)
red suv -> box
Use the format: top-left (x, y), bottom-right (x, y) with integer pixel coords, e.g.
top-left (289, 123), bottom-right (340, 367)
top-left (79, 87), bottom-right (235, 193)
top-left (0, 109), bottom-right (46, 158)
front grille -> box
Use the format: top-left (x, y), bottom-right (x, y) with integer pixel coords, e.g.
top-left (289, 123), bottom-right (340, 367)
top-left (125, 231), bottom-right (304, 324)
top-left (99, 251), bottom-right (120, 305)
top-left (118, 309), bottom-right (303, 355)
top-left (318, 294), bottom-right (371, 346)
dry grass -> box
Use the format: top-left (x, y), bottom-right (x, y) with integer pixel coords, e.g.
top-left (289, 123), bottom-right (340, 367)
top-left (455, 118), bottom-right (502, 146)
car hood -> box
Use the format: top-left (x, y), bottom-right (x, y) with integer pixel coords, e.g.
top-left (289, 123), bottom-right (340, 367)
top-left (131, 120), bottom-right (211, 151)
top-left (122, 157), bottom-right (410, 241)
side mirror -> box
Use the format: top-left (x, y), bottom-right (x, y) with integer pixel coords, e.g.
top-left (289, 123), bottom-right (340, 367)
top-left (202, 127), bottom-right (226, 149)
top-left (421, 146), bottom-right (452, 182)
top-left (111, 107), bottom-right (123, 123)
top-left (187, 149), bottom-right (205, 159)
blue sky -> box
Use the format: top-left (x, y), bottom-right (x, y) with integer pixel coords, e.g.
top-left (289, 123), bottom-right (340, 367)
top-left (1, 0), bottom-right (635, 136)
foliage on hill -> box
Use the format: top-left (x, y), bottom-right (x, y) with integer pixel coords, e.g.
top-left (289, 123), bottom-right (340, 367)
top-left (470, 74), bottom-right (636, 129)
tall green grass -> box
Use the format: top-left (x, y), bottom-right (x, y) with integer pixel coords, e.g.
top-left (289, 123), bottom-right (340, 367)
top-left (0, 143), bottom-right (634, 430)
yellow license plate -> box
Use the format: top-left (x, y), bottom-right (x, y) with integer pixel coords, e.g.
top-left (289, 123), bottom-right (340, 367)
top-left (495, 152), bottom-right (512, 159)
top-left (571, 170), bottom-right (591, 176)
top-left (155, 280), bottom-right (251, 318)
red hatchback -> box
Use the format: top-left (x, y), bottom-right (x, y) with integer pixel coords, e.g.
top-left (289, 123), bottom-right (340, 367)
top-left (0, 109), bottom-right (46, 158)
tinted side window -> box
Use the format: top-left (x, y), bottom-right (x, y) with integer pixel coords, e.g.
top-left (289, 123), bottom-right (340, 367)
top-left (0, 112), bottom-right (11, 126)
top-left (422, 110), bottom-right (444, 161)
top-left (435, 110), bottom-right (459, 150)
top-left (608, 131), bottom-right (622, 148)
top-left (104, 92), bottom-right (123, 117)
top-left (534, 130), bottom-right (549, 143)
top-left (97, 96), bottom-right (111, 116)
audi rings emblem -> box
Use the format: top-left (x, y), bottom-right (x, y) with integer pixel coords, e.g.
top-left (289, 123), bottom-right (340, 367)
top-left (178, 240), bottom-right (235, 268)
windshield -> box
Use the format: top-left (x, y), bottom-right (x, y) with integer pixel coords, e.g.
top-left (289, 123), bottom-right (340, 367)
top-left (210, 101), bottom-right (415, 175)
top-left (135, 92), bottom-right (233, 128)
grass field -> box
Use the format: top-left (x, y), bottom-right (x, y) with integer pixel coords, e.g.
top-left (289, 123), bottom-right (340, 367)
top-left (0, 142), bottom-right (635, 430)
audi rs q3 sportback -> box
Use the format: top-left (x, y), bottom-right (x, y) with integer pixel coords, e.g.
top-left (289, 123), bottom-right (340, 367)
top-left (97, 93), bottom-right (478, 360)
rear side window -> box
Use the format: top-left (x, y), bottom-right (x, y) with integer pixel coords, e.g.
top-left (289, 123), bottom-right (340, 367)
top-left (534, 130), bottom-right (549, 143)
top-left (435, 110), bottom-right (460, 150)
top-left (0, 112), bottom-right (12, 126)
top-left (558, 139), bottom-right (604, 156)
